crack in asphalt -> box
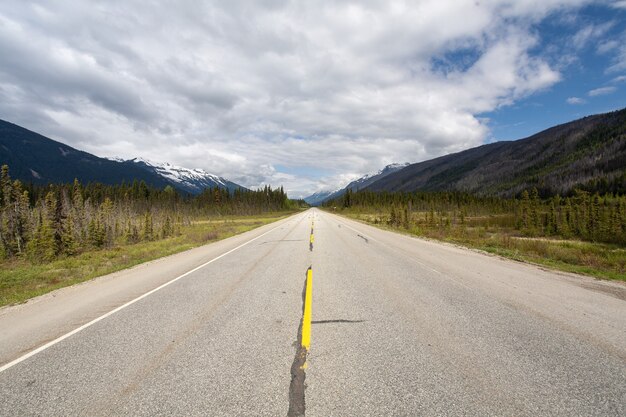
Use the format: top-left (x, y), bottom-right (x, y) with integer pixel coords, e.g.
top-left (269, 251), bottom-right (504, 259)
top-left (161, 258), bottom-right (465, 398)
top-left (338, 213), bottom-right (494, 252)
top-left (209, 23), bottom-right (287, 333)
top-left (287, 270), bottom-right (310, 417)
top-left (312, 319), bottom-right (365, 324)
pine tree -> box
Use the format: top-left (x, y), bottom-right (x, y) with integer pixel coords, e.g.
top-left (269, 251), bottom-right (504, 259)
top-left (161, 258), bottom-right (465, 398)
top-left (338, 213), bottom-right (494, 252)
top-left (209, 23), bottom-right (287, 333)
top-left (87, 217), bottom-right (105, 248)
top-left (71, 179), bottom-right (85, 242)
top-left (343, 189), bottom-right (352, 208)
top-left (142, 211), bottom-right (153, 241)
top-left (0, 166), bottom-right (17, 256)
top-left (547, 201), bottom-right (557, 235)
top-left (100, 198), bottom-right (114, 246)
top-left (559, 199), bottom-right (571, 238)
top-left (28, 211), bottom-right (56, 262)
top-left (162, 215), bottom-right (173, 238)
top-left (42, 190), bottom-right (62, 258)
top-left (62, 212), bottom-right (78, 255)
top-left (529, 187), bottom-right (540, 233)
top-left (589, 193), bottom-right (601, 241)
top-left (520, 190), bottom-right (530, 233)
top-left (389, 205), bottom-right (397, 226)
top-left (403, 206), bottom-right (410, 229)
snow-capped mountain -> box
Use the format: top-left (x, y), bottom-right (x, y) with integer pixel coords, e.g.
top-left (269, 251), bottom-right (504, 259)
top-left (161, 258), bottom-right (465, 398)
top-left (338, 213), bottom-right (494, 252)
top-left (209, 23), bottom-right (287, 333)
top-left (116, 157), bottom-right (246, 194)
top-left (304, 163), bottom-right (410, 206)
top-left (303, 189), bottom-right (340, 206)
top-left (342, 163), bottom-right (410, 192)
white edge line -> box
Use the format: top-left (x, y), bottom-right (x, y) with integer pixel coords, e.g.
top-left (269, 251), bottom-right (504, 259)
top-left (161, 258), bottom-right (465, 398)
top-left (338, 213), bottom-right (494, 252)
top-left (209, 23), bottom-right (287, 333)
top-left (0, 216), bottom-right (298, 374)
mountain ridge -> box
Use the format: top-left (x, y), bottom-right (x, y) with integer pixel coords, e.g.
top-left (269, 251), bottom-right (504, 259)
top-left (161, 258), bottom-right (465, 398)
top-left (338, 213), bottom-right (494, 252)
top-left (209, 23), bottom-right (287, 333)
top-left (116, 157), bottom-right (245, 193)
top-left (365, 108), bottom-right (626, 197)
top-left (304, 162), bottom-right (409, 205)
top-left (0, 119), bottom-right (245, 194)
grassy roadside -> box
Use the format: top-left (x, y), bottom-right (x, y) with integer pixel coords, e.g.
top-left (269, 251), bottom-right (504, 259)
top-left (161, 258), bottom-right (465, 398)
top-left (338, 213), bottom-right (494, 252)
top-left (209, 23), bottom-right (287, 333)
top-left (0, 212), bottom-right (296, 307)
top-left (331, 210), bottom-right (626, 282)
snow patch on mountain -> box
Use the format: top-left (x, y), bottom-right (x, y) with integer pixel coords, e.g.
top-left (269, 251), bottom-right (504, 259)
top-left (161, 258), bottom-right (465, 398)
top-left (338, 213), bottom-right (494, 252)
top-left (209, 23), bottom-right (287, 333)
top-left (107, 157), bottom-right (244, 194)
top-left (303, 189), bottom-right (341, 205)
top-left (130, 158), bottom-right (227, 188)
top-left (304, 163), bottom-right (410, 205)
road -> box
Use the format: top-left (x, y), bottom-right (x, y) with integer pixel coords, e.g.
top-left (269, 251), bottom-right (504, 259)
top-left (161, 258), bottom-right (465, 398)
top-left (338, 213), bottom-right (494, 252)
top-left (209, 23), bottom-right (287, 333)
top-left (1, 208), bottom-right (625, 416)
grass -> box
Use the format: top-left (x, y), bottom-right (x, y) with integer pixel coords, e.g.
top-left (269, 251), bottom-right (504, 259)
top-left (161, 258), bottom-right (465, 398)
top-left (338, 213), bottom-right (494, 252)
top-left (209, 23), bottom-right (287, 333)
top-left (335, 210), bottom-right (626, 282)
top-left (0, 212), bottom-right (294, 307)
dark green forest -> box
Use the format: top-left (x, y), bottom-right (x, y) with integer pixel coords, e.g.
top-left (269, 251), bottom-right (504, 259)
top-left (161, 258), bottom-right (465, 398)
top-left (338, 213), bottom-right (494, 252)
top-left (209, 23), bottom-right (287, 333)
top-left (327, 188), bottom-right (626, 245)
top-left (0, 165), bottom-right (299, 261)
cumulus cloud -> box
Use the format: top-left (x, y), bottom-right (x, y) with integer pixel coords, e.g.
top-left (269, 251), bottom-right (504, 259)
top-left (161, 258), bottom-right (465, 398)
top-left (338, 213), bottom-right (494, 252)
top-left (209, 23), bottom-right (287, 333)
top-left (566, 97), bottom-right (585, 104)
top-left (0, 0), bottom-right (596, 197)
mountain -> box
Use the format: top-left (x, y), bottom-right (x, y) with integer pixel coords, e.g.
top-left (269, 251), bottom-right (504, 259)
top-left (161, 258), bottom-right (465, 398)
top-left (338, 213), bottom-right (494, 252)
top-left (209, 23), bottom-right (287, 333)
top-left (0, 119), bottom-right (244, 194)
top-left (303, 190), bottom-right (333, 206)
top-left (117, 158), bottom-right (245, 193)
top-left (366, 108), bottom-right (626, 197)
top-left (304, 163), bottom-right (409, 205)
top-left (0, 119), bottom-right (171, 188)
top-left (303, 190), bottom-right (339, 206)
top-left (341, 163), bottom-right (410, 193)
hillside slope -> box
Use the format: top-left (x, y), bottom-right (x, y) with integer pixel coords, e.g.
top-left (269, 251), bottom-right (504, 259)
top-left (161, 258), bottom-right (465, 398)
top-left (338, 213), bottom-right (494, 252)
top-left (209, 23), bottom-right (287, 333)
top-left (0, 120), bottom-right (172, 188)
top-left (367, 108), bottom-right (626, 196)
top-left (0, 119), bottom-right (244, 193)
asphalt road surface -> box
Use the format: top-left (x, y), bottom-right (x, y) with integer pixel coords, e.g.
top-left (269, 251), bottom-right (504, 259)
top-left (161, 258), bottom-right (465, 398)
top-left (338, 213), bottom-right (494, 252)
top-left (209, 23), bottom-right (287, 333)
top-left (1, 208), bottom-right (625, 416)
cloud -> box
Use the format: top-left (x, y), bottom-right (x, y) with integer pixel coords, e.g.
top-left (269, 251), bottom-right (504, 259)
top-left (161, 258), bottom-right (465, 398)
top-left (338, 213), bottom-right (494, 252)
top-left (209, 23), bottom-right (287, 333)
top-left (596, 27), bottom-right (626, 73)
top-left (597, 39), bottom-right (620, 54)
top-left (0, 0), bottom-right (597, 196)
top-left (613, 75), bottom-right (626, 83)
top-left (588, 86), bottom-right (617, 96)
top-left (571, 21), bottom-right (614, 49)
top-left (566, 97), bottom-right (585, 104)
top-left (612, 1), bottom-right (626, 9)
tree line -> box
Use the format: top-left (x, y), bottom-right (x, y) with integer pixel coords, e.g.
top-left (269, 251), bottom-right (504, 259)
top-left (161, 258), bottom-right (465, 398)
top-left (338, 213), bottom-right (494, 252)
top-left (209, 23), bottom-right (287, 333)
top-left (325, 188), bottom-right (626, 245)
top-left (0, 165), bottom-right (297, 261)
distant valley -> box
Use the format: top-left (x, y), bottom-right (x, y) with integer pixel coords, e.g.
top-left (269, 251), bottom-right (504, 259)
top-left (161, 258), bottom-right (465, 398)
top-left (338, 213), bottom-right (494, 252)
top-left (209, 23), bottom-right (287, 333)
top-left (304, 163), bottom-right (409, 205)
top-left (3, 107), bottom-right (625, 200)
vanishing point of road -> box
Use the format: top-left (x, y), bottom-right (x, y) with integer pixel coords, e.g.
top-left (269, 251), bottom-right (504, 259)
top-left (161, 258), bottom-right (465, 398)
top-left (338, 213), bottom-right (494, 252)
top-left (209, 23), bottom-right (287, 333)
top-left (1, 208), bottom-right (625, 416)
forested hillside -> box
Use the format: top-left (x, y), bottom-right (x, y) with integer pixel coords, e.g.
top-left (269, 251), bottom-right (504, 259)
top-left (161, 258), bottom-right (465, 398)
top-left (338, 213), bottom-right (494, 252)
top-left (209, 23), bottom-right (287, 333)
top-left (367, 108), bottom-right (626, 197)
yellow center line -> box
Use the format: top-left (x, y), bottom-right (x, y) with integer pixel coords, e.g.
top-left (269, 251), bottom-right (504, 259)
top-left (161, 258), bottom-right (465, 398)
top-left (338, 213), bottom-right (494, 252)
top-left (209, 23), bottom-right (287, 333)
top-left (301, 267), bottom-right (313, 351)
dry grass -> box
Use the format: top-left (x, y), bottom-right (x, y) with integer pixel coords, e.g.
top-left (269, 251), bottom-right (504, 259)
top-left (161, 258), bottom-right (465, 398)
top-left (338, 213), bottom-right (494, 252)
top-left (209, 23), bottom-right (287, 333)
top-left (0, 212), bottom-right (293, 307)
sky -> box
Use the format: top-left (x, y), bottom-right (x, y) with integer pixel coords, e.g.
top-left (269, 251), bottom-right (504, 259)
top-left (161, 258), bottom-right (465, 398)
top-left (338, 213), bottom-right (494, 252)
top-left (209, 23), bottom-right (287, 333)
top-left (0, 1), bottom-right (625, 198)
